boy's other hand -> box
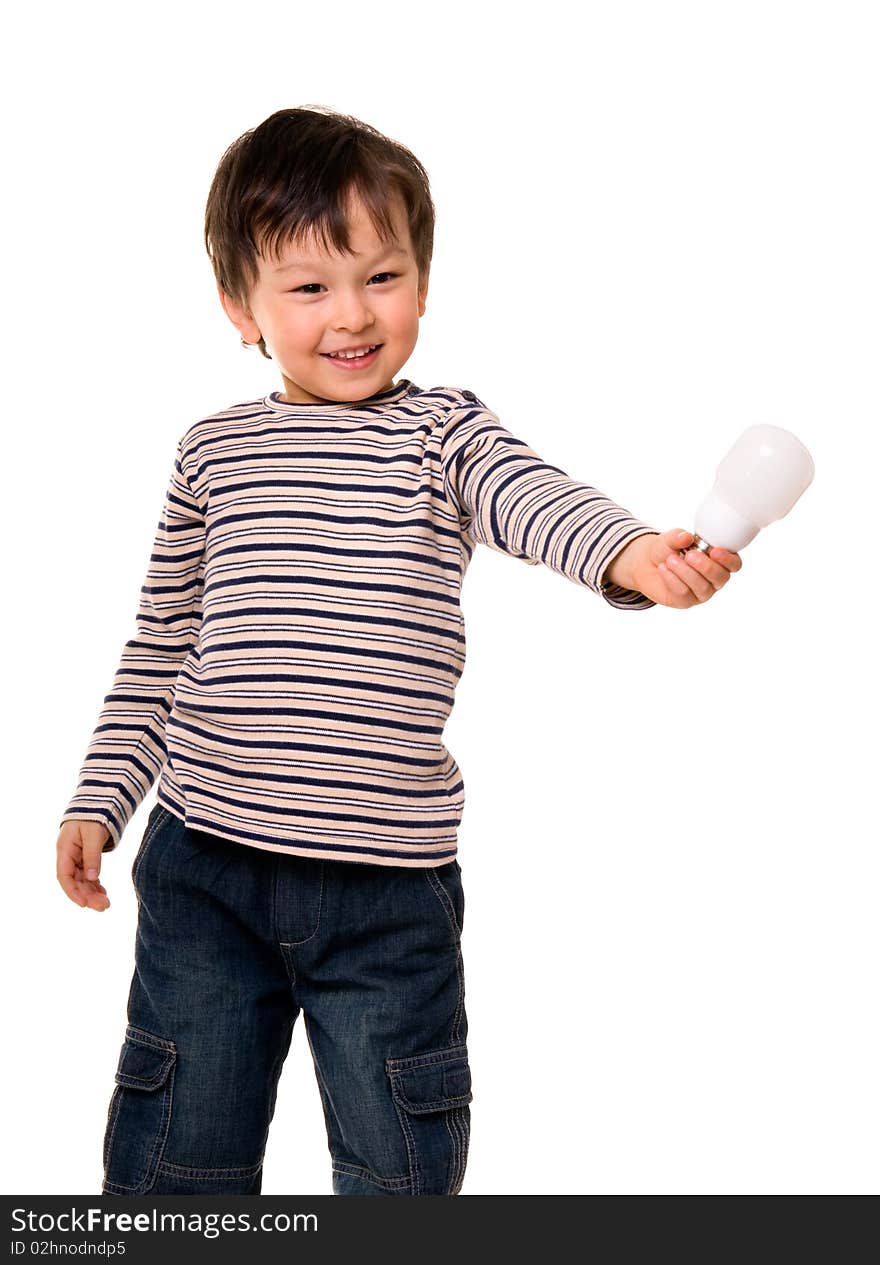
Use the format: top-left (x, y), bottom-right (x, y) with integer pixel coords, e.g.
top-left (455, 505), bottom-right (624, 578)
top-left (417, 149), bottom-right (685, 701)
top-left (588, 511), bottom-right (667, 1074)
top-left (56, 821), bottom-right (112, 911)
top-left (620, 527), bottom-right (743, 608)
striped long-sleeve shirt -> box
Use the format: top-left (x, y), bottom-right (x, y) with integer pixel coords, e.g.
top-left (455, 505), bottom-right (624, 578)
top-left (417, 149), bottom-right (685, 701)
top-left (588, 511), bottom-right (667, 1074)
top-left (60, 379), bottom-right (659, 867)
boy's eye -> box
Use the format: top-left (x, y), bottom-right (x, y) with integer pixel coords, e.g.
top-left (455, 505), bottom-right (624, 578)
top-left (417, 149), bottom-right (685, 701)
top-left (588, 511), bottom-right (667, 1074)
top-left (291, 272), bottom-right (398, 295)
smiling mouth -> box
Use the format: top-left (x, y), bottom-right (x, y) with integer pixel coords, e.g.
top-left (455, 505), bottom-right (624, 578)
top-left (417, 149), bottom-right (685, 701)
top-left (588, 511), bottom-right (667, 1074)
top-left (320, 343), bottom-right (383, 360)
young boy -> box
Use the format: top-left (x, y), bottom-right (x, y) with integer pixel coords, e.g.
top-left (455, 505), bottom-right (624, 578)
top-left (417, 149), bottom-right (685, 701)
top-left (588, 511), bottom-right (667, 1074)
top-left (56, 107), bottom-right (742, 1196)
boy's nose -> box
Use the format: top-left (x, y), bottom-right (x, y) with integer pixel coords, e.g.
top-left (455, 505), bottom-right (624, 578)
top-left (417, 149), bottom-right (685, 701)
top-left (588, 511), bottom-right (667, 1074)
top-left (331, 293), bottom-right (375, 333)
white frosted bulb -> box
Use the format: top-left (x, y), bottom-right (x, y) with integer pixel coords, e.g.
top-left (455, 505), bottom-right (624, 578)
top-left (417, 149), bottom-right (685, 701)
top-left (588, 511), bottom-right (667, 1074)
top-left (692, 425), bottom-right (815, 554)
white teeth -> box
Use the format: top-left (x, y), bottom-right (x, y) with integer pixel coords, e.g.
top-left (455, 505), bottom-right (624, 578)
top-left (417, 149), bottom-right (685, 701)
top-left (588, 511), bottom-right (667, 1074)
top-left (328, 345), bottom-right (377, 359)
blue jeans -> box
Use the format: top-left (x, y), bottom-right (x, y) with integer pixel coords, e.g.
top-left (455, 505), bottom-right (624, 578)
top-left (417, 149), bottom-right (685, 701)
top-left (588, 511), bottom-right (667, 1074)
top-left (102, 804), bottom-right (471, 1196)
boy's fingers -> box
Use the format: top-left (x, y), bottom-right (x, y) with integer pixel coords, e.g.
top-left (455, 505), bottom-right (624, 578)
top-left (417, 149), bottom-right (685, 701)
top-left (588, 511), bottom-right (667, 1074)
top-left (56, 837), bottom-right (82, 888)
top-left (658, 561), bottom-right (698, 607)
top-left (682, 550), bottom-right (732, 590)
top-left (77, 821), bottom-right (111, 881)
top-left (73, 872), bottom-right (110, 909)
top-left (658, 528), bottom-right (693, 555)
top-left (56, 845), bottom-right (77, 880)
top-left (56, 857), bottom-right (89, 906)
top-left (672, 540), bottom-right (741, 573)
top-left (56, 826), bottom-right (111, 909)
top-left (665, 552), bottom-right (714, 601)
top-left (661, 528), bottom-right (741, 574)
top-left (80, 840), bottom-right (110, 904)
top-left (709, 546), bottom-right (743, 571)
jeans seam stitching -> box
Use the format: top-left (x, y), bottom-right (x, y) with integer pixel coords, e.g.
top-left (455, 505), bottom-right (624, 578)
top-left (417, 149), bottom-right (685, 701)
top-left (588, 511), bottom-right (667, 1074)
top-left (385, 1042), bottom-right (469, 1073)
top-left (391, 1099), bottom-right (420, 1195)
top-left (331, 1160), bottom-right (411, 1192)
top-left (157, 1158), bottom-right (263, 1180)
top-left (422, 867), bottom-right (461, 943)
top-left (451, 1105), bottom-right (469, 1193)
top-left (443, 1109), bottom-right (459, 1192)
top-left (131, 807), bottom-right (169, 890)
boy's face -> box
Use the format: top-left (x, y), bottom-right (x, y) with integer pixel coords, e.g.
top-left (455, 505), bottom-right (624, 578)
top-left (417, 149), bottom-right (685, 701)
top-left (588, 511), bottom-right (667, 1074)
top-left (219, 189), bottom-right (427, 404)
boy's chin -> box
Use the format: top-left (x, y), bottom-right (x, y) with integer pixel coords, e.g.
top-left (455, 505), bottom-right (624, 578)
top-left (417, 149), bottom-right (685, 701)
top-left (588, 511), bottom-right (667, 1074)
top-left (280, 365), bottom-right (397, 404)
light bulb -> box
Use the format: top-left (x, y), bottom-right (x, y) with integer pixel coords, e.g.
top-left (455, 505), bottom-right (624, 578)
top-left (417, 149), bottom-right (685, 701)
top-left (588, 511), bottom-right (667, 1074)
top-left (687, 425), bottom-right (815, 555)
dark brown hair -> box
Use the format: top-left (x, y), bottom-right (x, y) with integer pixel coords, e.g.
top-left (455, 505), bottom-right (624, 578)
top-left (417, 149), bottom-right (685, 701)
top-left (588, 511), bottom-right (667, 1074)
top-left (204, 106), bottom-right (435, 359)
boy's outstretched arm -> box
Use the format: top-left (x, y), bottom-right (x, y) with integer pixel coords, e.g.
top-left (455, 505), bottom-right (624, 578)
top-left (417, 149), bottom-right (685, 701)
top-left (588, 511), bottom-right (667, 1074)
top-left (442, 395), bottom-right (742, 609)
top-left (603, 528), bottom-right (743, 608)
top-left (443, 400), bottom-right (658, 609)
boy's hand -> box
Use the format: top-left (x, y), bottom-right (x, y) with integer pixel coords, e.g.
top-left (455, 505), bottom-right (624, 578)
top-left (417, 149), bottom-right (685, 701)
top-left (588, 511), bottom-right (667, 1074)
top-left (613, 528), bottom-right (743, 608)
top-left (56, 821), bottom-right (112, 911)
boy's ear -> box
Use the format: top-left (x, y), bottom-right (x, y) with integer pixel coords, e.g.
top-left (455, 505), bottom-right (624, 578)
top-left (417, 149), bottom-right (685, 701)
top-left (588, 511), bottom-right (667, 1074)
top-left (418, 274), bottom-right (429, 318)
top-left (217, 285), bottom-right (262, 344)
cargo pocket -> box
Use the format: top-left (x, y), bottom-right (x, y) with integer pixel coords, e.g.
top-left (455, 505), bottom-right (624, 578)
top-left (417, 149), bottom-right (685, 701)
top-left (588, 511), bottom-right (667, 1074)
top-left (102, 1025), bottom-right (177, 1195)
top-left (385, 1042), bottom-right (472, 1195)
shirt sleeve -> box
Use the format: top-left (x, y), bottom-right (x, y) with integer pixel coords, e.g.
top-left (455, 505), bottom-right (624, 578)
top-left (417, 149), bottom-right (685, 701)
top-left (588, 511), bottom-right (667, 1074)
top-left (59, 439), bottom-right (206, 851)
top-left (442, 396), bottom-right (660, 610)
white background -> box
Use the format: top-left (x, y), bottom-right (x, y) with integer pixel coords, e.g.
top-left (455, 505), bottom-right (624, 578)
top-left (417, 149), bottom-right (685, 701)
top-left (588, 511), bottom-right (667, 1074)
top-left (3, 0), bottom-right (877, 1195)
